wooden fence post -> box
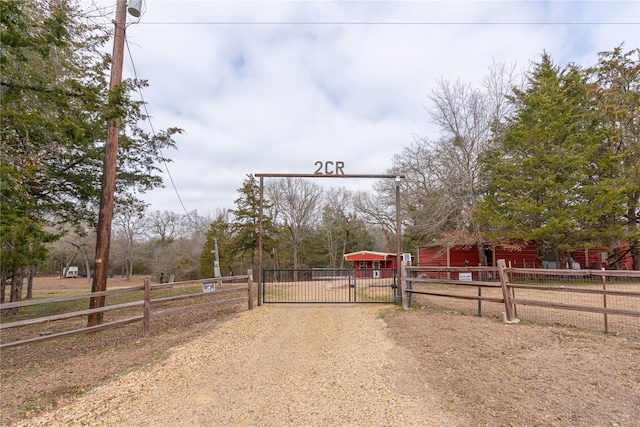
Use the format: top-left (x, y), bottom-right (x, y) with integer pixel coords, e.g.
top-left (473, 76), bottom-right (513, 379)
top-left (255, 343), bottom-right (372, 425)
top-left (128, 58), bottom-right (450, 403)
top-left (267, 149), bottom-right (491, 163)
top-left (143, 278), bottom-right (151, 337)
top-left (496, 259), bottom-right (517, 323)
top-left (247, 269), bottom-right (254, 310)
top-left (602, 268), bottom-right (608, 333)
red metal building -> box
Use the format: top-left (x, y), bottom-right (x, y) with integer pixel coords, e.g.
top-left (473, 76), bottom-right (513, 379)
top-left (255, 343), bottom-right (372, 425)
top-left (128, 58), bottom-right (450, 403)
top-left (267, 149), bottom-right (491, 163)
top-left (417, 243), bottom-right (538, 268)
top-left (572, 247), bottom-right (606, 269)
top-left (418, 242), bottom-right (635, 270)
top-left (344, 251), bottom-right (397, 278)
top-left (572, 243), bottom-right (633, 270)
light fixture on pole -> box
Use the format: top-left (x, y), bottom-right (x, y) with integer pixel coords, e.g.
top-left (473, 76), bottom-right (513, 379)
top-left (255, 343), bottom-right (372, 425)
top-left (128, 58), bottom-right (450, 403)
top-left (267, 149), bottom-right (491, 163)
top-left (127, 0), bottom-right (143, 18)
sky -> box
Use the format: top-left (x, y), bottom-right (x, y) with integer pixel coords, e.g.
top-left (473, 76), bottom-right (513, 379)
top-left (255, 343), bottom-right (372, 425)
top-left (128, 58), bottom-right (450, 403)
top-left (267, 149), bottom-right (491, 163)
top-left (92, 0), bottom-right (640, 215)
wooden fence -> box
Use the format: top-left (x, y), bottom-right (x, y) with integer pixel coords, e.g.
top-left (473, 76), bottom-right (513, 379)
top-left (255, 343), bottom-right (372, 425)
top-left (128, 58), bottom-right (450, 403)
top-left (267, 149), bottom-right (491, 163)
top-left (402, 260), bottom-right (640, 337)
top-left (0, 271), bottom-right (254, 349)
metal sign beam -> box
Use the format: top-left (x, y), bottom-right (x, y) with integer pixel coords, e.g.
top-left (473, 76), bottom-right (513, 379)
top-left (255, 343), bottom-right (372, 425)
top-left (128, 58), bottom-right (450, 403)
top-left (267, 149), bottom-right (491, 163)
top-left (255, 173), bottom-right (405, 179)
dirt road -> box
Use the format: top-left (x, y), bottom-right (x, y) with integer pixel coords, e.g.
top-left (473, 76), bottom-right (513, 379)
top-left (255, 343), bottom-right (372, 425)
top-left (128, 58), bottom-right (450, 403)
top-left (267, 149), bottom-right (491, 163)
top-left (16, 305), bottom-right (461, 426)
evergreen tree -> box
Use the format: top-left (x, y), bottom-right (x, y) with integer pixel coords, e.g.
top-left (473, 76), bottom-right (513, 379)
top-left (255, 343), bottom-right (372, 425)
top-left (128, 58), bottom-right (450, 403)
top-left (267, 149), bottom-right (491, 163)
top-left (229, 175), bottom-right (275, 272)
top-left (477, 53), bottom-right (604, 267)
top-left (0, 1), bottom-right (181, 303)
top-left (587, 45), bottom-right (640, 268)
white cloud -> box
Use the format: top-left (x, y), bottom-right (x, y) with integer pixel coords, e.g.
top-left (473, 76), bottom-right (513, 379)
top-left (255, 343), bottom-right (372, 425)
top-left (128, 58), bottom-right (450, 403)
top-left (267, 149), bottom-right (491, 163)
top-left (92, 0), bottom-right (640, 215)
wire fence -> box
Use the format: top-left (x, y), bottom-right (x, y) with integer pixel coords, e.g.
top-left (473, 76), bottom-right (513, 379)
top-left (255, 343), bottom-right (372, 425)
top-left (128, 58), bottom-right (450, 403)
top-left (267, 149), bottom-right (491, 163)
top-left (404, 264), bottom-right (640, 338)
top-left (507, 268), bottom-right (639, 337)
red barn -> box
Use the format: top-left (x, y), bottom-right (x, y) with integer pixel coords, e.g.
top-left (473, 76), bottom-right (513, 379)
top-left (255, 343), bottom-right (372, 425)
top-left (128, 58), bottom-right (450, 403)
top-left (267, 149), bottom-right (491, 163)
top-left (417, 245), bottom-right (479, 267)
top-left (418, 242), bottom-right (538, 268)
top-left (572, 247), bottom-right (607, 269)
top-left (418, 241), bottom-right (636, 270)
top-left (493, 243), bottom-right (539, 268)
top-left (609, 242), bottom-right (635, 270)
top-left (344, 251), bottom-right (398, 278)
top-left (572, 243), bottom-right (634, 270)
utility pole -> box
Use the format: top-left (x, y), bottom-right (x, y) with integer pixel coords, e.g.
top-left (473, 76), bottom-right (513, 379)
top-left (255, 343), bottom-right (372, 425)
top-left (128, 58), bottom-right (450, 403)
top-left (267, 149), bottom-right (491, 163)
top-left (212, 238), bottom-right (221, 278)
top-left (87, 0), bottom-right (128, 326)
top-left (395, 176), bottom-right (403, 304)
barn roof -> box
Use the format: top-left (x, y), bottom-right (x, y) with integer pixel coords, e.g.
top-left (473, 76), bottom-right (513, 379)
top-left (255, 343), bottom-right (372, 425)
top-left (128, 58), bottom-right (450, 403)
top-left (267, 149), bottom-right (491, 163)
top-left (344, 251), bottom-right (397, 261)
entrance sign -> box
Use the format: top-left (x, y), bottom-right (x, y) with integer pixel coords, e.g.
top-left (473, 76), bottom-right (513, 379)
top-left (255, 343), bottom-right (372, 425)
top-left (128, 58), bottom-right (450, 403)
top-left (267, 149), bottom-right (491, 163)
top-left (314, 161), bottom-right (345, 175)
top-left (254, 172), bottom-right (405, 306)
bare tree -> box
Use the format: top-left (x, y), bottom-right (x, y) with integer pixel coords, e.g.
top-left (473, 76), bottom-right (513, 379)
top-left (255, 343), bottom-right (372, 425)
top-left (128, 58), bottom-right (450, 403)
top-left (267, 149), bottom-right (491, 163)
top-left (353, 189), bottom-right (398, 252)
top-left (180, 209), bottom-right (213, 242)
top-left (266, 178), bottom-right (323, 270)
top-left (148, 210), bottom-right (182, 248)
top-left (49, 224), bottom-right (96, 283)
top-left (321, 187), bottom-right (370, 268)
top-left (141, 210), bottom-right (213, 282)
top-left (113, 204), bottom-right (147, 281)
top-left (391, 62), bottom-right (520, 262)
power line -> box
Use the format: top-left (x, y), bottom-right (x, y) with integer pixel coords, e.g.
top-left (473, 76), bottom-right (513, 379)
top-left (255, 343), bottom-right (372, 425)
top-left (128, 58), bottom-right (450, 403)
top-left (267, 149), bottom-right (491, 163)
top-left (136, 21), bottom-right (639, 26)
top-left (124, 36), bottom-right (191, 216)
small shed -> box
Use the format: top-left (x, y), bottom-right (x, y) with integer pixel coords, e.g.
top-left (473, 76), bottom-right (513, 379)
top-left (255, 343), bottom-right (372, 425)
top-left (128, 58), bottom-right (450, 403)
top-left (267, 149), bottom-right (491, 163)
top-left (344, 251), bottom-right (398, 278)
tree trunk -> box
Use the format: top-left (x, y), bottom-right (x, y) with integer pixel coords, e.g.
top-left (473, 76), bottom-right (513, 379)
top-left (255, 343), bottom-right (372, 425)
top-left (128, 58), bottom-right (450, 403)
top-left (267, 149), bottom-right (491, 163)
top-left (554, 249), bottom-right (562, 269)
top-left (340, 231), bottom-right (349, 269)
top-left (477, 243), bottom-right (488, 266)
top-left (26, 268), bottom-right (35, 299)
top-left (9, 266), bottom-right (24, 315)
top-left (0, 270), bottom-right (7, 304)
top-left (630, 240), bottom-right (640, 271)
top-left (627, 196), bottom-right (639, 270)
top-left (82, 249), bottom-right (92, 282)
top-left (536, 241), bottom-right (545, 270)
top-left (607, 243), bottom-right (623, 270)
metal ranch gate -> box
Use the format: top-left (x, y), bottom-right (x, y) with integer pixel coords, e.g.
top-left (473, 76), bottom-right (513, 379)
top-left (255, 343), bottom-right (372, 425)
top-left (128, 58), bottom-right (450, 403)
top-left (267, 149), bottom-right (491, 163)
top-left (262, 268), bottom-right (397, 303)
top-left (255, 171), bottom-right (405, 305)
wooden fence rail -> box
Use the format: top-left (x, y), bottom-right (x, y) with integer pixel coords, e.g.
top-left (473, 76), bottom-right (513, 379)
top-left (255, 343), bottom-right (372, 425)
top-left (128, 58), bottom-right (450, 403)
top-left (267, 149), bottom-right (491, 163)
top-left (0, 270), bottom-right (254, 349)
top-left (402, 261), bottom-right (640, 336)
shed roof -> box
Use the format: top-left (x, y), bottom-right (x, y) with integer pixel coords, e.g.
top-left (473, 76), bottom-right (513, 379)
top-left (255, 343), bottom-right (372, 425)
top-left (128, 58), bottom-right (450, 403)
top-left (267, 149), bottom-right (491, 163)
top-left (344, 251), bottom-right (397, 261)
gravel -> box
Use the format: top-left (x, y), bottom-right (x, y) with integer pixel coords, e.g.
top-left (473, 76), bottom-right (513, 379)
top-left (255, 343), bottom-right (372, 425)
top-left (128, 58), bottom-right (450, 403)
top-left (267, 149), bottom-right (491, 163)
top-left (16, 305), bottom-right (459, 427)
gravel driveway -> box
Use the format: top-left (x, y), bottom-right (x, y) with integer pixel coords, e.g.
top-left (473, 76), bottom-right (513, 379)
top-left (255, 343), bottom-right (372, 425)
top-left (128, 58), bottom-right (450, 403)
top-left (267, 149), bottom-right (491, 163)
top-left (18, 305), bottom-right (459, 426)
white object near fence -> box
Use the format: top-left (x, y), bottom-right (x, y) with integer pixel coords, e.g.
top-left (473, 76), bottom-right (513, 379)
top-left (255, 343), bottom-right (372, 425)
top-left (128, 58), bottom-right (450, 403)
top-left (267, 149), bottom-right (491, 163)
top-left (459, 272), bottom-right (472, 281)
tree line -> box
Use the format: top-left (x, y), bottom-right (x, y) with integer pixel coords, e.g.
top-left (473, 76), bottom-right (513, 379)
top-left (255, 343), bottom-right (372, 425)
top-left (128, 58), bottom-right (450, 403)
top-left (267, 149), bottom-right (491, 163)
top-left (2, 1), bottom-right (639, 308)
top-left (393, 49), bottom-right (639, 271)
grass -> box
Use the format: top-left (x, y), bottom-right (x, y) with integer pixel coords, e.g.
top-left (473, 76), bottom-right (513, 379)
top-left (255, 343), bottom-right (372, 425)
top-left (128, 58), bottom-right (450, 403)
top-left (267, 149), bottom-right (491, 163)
top-left (19, 394), bottom-right (45, 416)
top-left (17, 386), bottom-right (88, 420)
top-left (1, 282), bottom-right (228, 320)
top-left (355, 291), bottom-right (395, 303)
